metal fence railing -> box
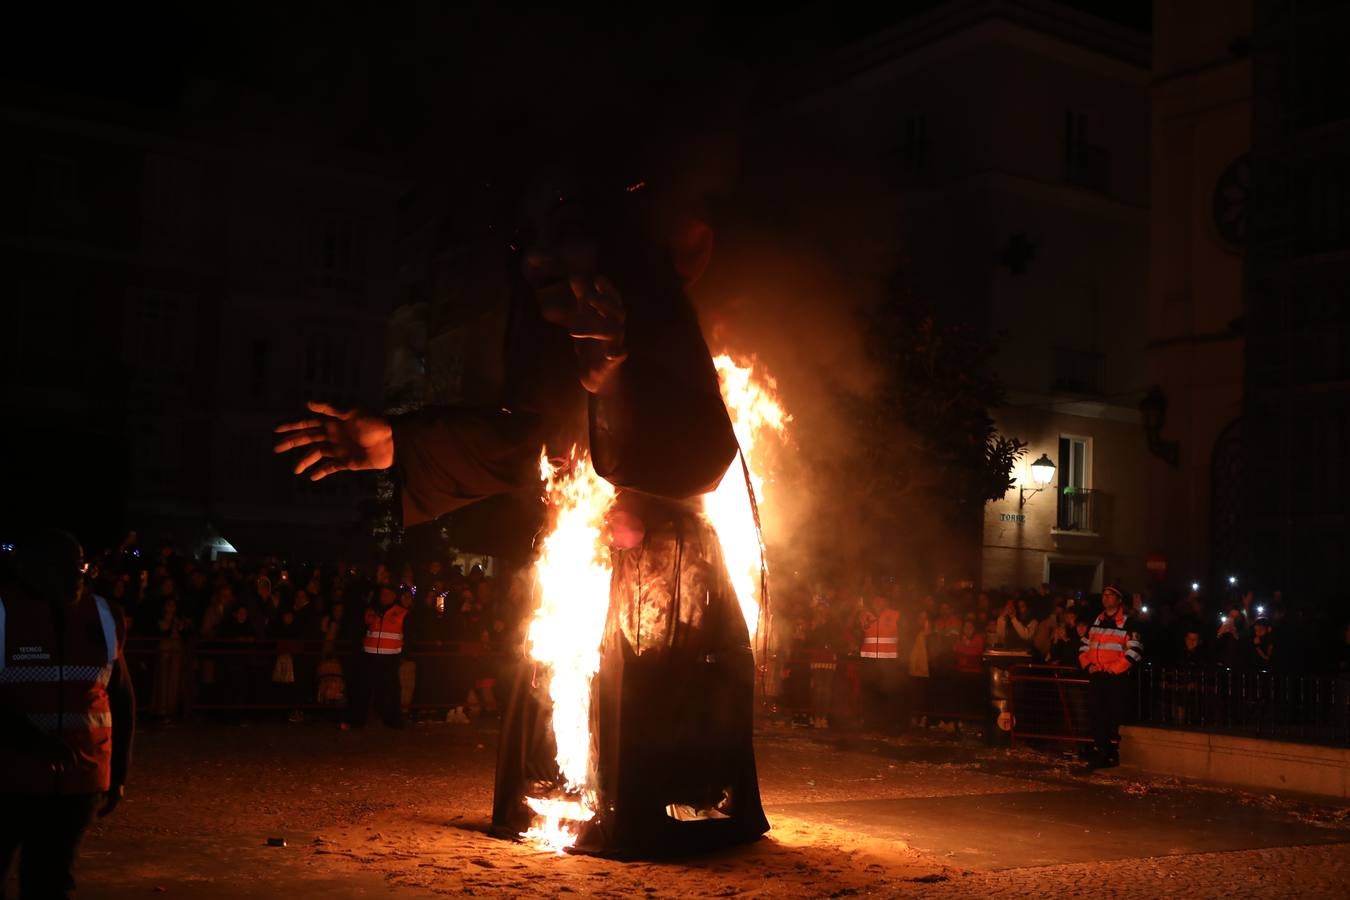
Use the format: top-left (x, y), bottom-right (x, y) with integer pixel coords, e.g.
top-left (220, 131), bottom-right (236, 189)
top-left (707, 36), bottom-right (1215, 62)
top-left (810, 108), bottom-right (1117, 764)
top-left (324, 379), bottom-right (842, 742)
top-left (1007, 664), bottom-right (1092, 747)
top-left (1056, 488), bottom-right (1096, 532)
top-left (1135, 664), bottom-right (1350, 748)
top-left (123, 636), bottom-right (514, 716)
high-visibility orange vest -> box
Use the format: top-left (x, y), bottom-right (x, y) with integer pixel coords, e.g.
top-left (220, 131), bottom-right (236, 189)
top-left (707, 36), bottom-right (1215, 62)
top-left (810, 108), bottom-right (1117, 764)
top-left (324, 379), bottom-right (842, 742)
top-left (859, 608), bottom-right (900, 659)
top-left (363, 604), bottom-right (407, 655)
top-left (0, 588), bottom-right (122, 794)
top-left (1079, 610), bottom-right (1141, 674)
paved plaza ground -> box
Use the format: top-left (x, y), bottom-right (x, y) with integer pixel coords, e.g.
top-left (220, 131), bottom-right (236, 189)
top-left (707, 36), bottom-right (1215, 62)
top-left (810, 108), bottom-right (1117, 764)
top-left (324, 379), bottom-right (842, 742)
top-left (50, 719), bottom-right (1350, 898)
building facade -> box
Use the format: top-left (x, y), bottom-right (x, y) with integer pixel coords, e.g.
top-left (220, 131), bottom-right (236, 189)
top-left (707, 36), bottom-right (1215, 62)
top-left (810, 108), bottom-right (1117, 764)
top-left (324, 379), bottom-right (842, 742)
top-left (0, 87), bottom-right (405, 558)
top-left (1145, 0), bottom-right (1251, 597)
top-left (1240, 0), bottom-right (1350, 607)
top-left (758, 0), bottom-right (1153, 592)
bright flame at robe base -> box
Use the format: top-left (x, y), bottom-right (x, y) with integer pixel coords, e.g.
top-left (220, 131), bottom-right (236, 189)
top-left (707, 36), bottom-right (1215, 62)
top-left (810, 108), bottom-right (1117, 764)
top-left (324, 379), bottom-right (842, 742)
top-left (519, 356), bottom-right (787, 853)
top-left (522, 449), bottom-right (615, 852)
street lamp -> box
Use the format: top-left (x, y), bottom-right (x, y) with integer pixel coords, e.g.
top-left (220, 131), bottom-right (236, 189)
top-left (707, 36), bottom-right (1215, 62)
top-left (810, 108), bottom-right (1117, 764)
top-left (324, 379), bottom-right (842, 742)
top-left (1140, 386), bottom-right (1180, 467)
top-left (1020, 453), bottom-right (1057, 507)
top-left (1139, 387), bottom-right (1166, 432)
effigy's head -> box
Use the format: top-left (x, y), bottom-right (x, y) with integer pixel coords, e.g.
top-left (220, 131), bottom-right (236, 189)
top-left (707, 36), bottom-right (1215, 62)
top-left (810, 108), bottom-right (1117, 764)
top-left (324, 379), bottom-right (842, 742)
top-left (508, 156), bottom-right (713, 323)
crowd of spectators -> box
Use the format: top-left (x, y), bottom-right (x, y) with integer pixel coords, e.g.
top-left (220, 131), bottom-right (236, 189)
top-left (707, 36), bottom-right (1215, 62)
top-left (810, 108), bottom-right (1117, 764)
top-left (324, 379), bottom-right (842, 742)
top-left (770, 576), bottom-right (1350, 731)
top-left (80, 531), bottom-right (526, 726)
top-left (22, 527), bottom-right (1350, 735)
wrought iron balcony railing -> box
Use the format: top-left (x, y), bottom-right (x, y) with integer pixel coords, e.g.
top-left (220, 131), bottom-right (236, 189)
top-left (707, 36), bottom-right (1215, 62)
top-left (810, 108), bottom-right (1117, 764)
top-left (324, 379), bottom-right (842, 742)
top-left (1056, 487), bottom-right (1096, 532)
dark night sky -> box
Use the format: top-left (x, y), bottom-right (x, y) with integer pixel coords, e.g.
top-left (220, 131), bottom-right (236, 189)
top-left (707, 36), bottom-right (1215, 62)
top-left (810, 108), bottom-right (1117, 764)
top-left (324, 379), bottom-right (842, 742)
top-left (1, 2), bottom-right (1150, 171)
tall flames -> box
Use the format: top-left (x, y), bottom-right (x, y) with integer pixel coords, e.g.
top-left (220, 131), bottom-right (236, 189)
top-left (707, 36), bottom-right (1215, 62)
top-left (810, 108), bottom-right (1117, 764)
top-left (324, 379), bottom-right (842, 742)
top-left (522, 448), bottom-right (615, 853)
top-left (521, 355), bottom-right (787, 852)
top-left (703, 354), bottom-right (790, 641)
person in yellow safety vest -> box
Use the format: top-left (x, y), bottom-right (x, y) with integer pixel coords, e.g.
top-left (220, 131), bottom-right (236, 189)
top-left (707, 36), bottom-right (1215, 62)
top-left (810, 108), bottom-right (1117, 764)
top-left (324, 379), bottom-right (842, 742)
top-left (1, 530), bottom-right (136, 899)
top-left (1079, 584), bottom-right (1142, 770)
top-left (857, 593), bottom-right (900, 731)
top-left (344, 584), bottom-right (407, 730)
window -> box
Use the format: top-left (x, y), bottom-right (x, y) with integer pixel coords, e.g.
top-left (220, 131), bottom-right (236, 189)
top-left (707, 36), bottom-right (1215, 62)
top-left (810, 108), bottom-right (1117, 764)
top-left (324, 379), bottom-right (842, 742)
top-left (1058, 436), bottom-right (1090, 490)
top-left (1063, 111), bottom-right (1109, 191)
top-left (1051, 348), bottom-right (1104, 395)
top-left (302, 331), bottom-right (361, 407)
top-left (1057, 436), bottom-right (1095, 531)
top-left (142, 153), bottom-right (202, 238)
top-left (901, 114), bottom-right (928, 172)
top-left (1046, 558), bottom-right (1101, 595)
top-left (127, 289), bottom-right (193, 386)
top-left (318, 215), bottom-right (366, 285)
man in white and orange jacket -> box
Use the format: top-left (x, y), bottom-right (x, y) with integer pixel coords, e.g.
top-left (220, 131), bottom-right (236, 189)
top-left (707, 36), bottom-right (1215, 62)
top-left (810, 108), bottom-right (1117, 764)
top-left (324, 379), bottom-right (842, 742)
top-left (1079, 584), bottom-right (1141, 769)
top-left (346, 584), bottom-right (407, 729)
top-left (857, 594), bottom-right (901, 730)
top-left (1, 530), bottom-right (135, 898)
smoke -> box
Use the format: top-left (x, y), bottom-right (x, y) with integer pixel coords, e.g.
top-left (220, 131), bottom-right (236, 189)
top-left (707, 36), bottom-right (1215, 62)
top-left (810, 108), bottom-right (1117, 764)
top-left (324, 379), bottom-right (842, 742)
top-left (671, 109), bottom-right (910, 591)
top-left (456, 48), bottom-right (973, 592)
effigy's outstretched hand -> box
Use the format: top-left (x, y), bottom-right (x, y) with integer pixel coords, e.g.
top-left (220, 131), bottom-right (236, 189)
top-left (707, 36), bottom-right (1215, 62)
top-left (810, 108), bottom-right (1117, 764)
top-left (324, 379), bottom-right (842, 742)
top-left (273, 401), bottom-right (394, 481)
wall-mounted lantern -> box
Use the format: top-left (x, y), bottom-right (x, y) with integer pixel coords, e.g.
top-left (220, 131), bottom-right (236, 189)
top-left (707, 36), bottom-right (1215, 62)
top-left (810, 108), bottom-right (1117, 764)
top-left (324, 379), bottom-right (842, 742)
top-left (1020, 453), bottom-right (1057, 507)
top-left (1140, 386), bottom-right (1180, 467)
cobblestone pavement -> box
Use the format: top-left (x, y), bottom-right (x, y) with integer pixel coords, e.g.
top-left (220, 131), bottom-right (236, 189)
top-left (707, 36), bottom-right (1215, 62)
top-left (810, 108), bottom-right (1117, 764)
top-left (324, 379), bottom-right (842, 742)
top-left (61, 720), bottom-right (1350, 898)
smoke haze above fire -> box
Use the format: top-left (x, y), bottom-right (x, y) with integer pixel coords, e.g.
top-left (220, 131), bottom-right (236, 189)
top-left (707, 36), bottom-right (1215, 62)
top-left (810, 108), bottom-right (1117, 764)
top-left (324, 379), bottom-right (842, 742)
top-left (647, 89), bottom-right (921, 589)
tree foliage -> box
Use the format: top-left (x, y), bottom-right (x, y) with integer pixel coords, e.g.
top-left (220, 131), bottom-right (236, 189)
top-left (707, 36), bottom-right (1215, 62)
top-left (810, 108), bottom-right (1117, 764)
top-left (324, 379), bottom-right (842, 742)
top-left (858, 267), bottom-right (1026, 520)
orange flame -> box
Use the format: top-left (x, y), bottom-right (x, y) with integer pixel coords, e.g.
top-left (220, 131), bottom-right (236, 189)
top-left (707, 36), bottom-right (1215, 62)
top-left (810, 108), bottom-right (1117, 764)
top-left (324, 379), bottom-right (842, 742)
top-left (521, 356), bottom-right (786, 854)
top-left (522, 447), bottom-right (615, 852)
top-left (704, 354), bottom-right (790, 641)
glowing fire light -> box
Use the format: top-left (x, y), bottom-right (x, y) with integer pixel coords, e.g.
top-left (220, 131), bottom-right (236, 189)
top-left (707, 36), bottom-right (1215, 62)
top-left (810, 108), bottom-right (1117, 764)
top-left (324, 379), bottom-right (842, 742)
top-left (703, 354), bottom-right (790, 641)
top-left (522, 448), bottom-right (615, 853)
top-left (520, 356), bottom-right (787, 854)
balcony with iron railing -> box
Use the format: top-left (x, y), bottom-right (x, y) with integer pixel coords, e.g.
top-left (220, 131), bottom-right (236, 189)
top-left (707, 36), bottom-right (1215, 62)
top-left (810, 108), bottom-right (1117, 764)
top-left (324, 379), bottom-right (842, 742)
top-left (1054, 487), bottom-right (1097, 534)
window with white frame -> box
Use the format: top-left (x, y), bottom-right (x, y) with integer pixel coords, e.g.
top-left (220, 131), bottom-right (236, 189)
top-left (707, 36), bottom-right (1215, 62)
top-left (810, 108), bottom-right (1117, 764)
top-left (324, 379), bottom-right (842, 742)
top-left (1057, 435), bottom-right (1094, 531)
top-left (1058, 436), bottom-right (1091, 490)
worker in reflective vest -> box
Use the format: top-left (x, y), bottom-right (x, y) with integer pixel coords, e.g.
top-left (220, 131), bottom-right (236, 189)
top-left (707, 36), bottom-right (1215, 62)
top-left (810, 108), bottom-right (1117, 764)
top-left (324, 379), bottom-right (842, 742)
top-left (346, 584), bottom-right (407, 729)
top-left (857, 594), bottom-right (901, 731)
top-left (1078, 584), bottom-right (1141, 770)
top-left (1, 530), bottom-right (136, 899)
top-left (859, 602), bottom-right (899, 660)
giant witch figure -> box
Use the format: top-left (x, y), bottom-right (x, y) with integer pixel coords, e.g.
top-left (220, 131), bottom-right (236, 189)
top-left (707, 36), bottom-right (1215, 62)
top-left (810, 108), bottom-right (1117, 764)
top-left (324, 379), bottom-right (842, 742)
top-left (275, 169), bottom-right (769, 856)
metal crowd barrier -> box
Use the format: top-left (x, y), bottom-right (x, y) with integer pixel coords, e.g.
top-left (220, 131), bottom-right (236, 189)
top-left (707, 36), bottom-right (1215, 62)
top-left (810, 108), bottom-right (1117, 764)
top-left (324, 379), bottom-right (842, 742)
top-left (123, 636), bottom-right (515, 715)
top-left (762, 650), bottom-right (984, 731)
top-left (1135, 664), bottom-right (1350, 748)
top-left (1007, 664), bottom-right (1092, 747)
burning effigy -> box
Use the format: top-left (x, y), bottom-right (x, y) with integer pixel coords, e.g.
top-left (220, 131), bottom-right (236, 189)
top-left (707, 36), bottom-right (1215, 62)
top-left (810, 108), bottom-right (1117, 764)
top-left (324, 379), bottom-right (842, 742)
top-left (371, 169), bottom-right (778, 856)
top-left (272, 153), bottom-right (784, 856)
top-left (496, 354), bottom-right (787, 855)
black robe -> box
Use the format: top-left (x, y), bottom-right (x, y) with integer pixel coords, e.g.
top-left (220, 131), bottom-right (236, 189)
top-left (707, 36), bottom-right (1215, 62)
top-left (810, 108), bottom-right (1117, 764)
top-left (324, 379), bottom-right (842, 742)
top-left (390, 236), bottom-right (768, 856)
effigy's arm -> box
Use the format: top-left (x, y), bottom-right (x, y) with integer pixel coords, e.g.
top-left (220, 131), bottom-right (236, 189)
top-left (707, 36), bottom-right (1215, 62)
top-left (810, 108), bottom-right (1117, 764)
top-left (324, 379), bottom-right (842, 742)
top-left (389, 407), bottom-right (547, 526)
